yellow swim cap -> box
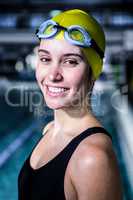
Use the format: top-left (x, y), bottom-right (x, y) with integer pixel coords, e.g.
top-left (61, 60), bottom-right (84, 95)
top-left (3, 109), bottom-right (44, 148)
top-left (51, 9), bottom-right (105, 79)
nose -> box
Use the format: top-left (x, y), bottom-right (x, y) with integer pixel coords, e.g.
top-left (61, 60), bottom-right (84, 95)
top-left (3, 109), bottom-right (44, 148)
top-left (48, 64), bottom-right (63, 82)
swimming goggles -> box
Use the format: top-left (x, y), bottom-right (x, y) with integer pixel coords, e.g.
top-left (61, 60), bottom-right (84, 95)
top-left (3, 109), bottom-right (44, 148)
top-left (36, 19), bottom-right (104, 59)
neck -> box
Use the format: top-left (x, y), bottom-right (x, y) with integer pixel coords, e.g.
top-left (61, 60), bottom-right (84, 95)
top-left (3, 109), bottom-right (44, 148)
top-left (52, 105), bottom-right (98, 137)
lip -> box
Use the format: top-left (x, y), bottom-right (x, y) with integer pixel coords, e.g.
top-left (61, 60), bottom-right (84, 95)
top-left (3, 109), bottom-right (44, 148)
top-left (45, 84), bottom-right (70, 97)
top-left (45, 83), bottom-right (69, 89)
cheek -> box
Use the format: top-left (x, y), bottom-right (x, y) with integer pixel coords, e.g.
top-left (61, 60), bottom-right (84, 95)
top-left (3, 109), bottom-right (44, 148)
top-left (66, 69), bottom-right (86, 89)
top-left (35, 63), bottom-right (47, 84)
top-left (35, 67), bottom-right (41, 83)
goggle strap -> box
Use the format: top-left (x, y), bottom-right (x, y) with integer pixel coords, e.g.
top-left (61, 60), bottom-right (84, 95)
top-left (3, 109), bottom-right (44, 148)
top-left (54, 24), bottom-right (67, 31)
top-left (36, 30), bottom-right (41, 41)
top-left (35, 28), bottom-right (39, 35)
top-left (91, 39), bottom-right (104, 59)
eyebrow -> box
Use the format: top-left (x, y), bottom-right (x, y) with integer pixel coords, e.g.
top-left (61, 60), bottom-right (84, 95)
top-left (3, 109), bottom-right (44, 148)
top-left (63, 53), bottom-right (83, 60)
top-left (38, 49), bottom-right (49, 54)
top-left (38, 49), bottom-right (83, 59)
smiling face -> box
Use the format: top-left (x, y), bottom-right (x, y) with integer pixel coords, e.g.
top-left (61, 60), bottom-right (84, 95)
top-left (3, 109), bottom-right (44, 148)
top-left (36, 38), bottom-right (91, 110)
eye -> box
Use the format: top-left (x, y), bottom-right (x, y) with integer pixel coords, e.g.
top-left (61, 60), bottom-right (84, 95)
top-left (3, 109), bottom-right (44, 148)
top-left (40, 57), bottom-right (51, 63)
top-left (64, 59), bottom-right (79, 66)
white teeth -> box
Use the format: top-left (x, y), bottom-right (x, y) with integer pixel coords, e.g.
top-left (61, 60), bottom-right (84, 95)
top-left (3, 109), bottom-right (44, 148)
top-left (48, 86), bottom-right (67, 93)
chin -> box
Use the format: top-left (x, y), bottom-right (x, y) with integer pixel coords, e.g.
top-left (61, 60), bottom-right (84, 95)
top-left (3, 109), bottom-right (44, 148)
top-left (42, 88), bottom-right (71, 110)
top-left (42, 87), bottom-right (78, 110)
top-left (44, 96), bottom-right (70, 110)
top-left (45, 101), bottom-right (68, 110)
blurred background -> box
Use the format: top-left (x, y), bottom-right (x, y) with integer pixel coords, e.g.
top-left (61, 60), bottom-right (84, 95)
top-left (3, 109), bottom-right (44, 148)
top-left (0, 0), bottom-right (133, 199)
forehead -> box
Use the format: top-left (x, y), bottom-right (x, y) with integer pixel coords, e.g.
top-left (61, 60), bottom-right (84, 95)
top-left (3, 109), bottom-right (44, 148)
top-left (39, 38), bottom-right (83, 56)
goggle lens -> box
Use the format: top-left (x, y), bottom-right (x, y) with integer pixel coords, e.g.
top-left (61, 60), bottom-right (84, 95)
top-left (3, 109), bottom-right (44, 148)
top-left (43, 24), bottom-right (55, 36)
top-left (69, 29), bottom-right (85, 43)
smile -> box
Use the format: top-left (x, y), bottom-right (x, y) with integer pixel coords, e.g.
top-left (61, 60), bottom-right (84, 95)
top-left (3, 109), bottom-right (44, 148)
top-left (48, 86), bottom-right (68, 93)
top-left (46, 85), bottom-right (69, 97)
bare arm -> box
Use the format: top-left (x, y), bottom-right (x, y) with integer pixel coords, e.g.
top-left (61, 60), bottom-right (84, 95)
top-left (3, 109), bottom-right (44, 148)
top-left (70, 144), bottom-right (123, 200)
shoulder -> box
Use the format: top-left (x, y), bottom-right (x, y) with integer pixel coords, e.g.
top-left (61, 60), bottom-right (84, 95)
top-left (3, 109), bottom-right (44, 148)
top-left (71, 131), bottom-right (113, 165)
top-left (69, 133), bottom-right (123, 200)
top-left (42, 120), bottom-right (54, 135)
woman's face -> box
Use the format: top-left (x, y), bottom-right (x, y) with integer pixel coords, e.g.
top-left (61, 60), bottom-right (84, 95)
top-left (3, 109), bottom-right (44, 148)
top-left (36, 38), bottom-right (90, 110)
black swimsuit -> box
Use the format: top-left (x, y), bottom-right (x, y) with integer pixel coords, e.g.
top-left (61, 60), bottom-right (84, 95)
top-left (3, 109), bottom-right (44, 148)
top-left (18, 126), bottom-right (112, 200)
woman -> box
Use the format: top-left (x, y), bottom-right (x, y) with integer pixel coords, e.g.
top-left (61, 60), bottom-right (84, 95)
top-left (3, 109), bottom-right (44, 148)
top-left (18, 9), bottom-right (123, 200)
